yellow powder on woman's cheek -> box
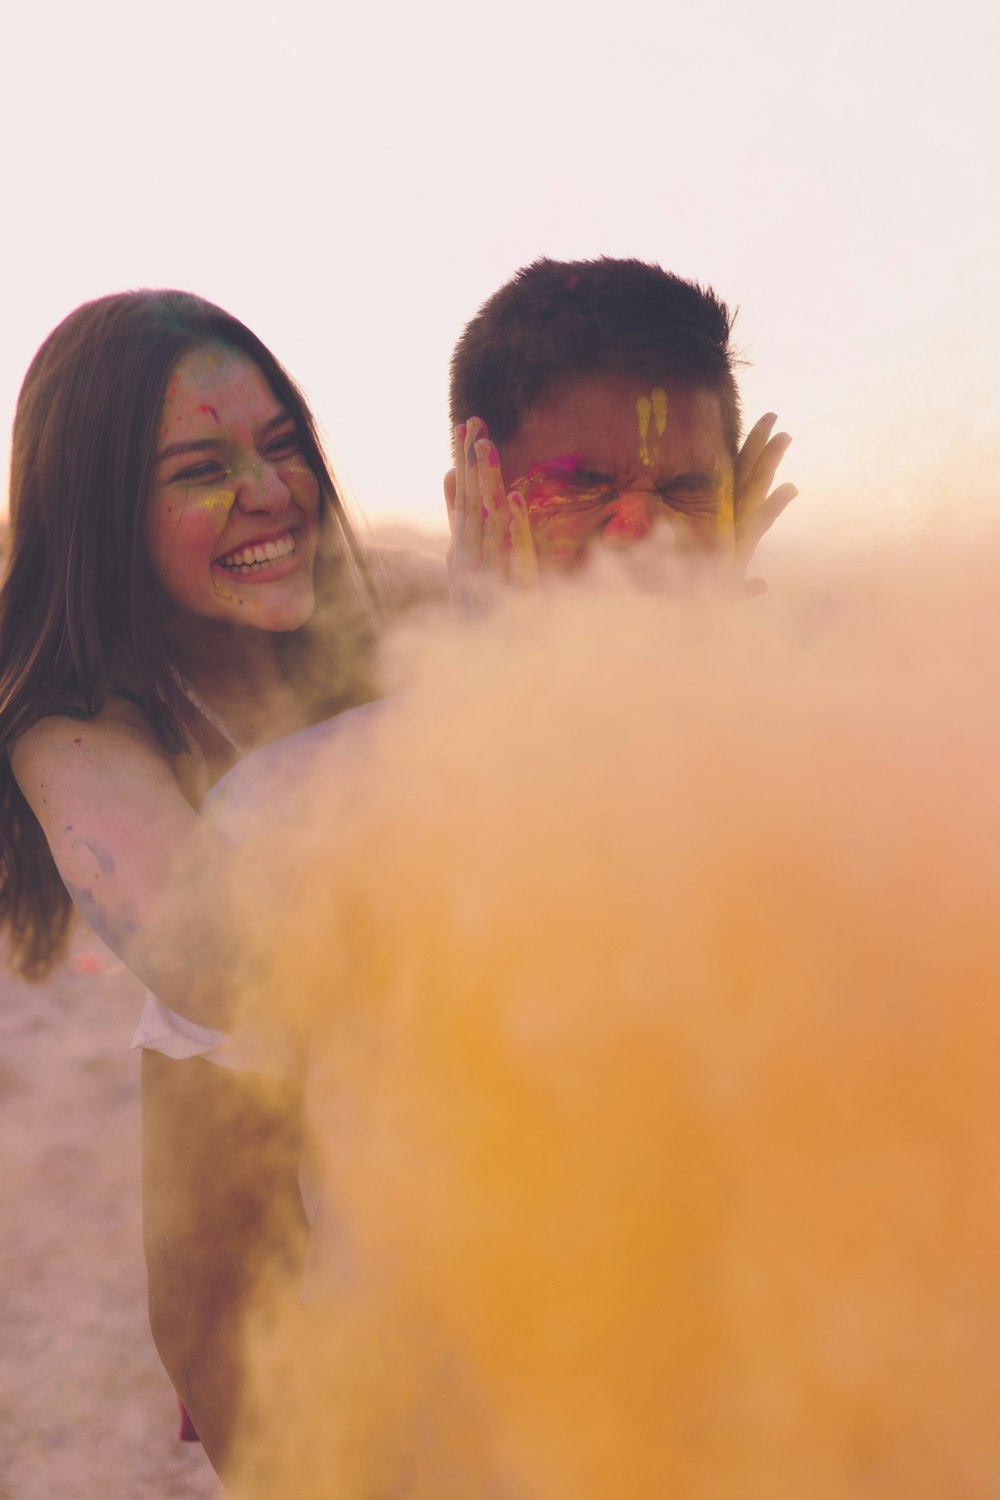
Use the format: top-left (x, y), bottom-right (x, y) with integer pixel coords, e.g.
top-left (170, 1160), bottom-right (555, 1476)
top-left (198, 488), bottom-right (236, 520)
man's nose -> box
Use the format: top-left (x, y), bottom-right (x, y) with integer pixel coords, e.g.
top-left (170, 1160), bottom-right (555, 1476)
top-left (235, 460), bottom-right (291, 514)
top-left (600, 492), bottom-right (664, 548)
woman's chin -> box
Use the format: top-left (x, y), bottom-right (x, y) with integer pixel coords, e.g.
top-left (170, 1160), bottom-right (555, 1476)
top-left (213, 580), bottom-right (317, 633)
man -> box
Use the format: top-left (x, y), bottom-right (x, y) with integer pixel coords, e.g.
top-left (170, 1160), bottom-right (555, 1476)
top-left (444, 256), bottom-right (795, 588)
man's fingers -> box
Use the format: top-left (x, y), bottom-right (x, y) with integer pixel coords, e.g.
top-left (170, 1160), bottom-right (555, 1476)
top-left (444, 464), bottom-right (458, 571)
top-left (463, 418), bottom-right (485, 565)
top-left (733, 402), bottom-right (797, 572)
top-left (450, 425), bottom-right (467, 565)
top-left (736, 412), bottom-right (778, 489)
top-left (478, 440), bottom-right (510, 569)
top-left (735, 423), bottom-right (793, 551)
top-left (444, 464), bottom-right (458, 521)
top-left (749, 430), bottom-right (793, 498)
top-left (753, 482), bottom-right (798, 538)
top-left (736, 483), bottom-right (799, 563)
top-left (450, 417), bottom-right (539, 599)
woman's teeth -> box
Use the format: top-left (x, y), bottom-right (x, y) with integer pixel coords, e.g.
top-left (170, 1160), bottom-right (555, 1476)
top-left (218, 534), bottom-right (295, 574)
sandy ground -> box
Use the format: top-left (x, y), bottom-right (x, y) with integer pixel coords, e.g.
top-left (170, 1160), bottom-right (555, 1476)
top-left (0, 927), bottom-right (222, 1500)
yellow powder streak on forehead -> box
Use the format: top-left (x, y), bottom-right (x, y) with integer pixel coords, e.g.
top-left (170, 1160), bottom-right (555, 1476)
top-left (636, 397), bottom-right (653, 466)
top-left (652, 388), bottom-right (668, 436)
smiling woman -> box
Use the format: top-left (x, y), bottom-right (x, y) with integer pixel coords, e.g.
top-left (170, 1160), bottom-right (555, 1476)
top-left (0, 291), bottom-right (376, 988)
top-left (0, 289), bottom-right (384, 1479)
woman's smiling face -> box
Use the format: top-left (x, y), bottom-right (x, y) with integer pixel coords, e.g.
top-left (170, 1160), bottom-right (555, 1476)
top-left (147, 344), bottom-right (322, 634)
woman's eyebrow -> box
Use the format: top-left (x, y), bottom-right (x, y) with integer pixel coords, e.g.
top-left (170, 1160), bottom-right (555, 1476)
top-left (257, 410), bottom-right (295, 437)
top-left (157, 411), bottom-right (295, 463)
top-left (157, 437), bottom-right (224, 463)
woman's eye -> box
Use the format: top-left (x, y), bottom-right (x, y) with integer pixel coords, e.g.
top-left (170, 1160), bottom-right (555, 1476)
top-left (174, 462), bottom-right (224, 483)
top-left (266, 432), bottom-right (301, 458)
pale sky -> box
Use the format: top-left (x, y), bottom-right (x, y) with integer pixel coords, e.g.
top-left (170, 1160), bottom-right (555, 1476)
top-left (2, 0), bottom-right (997, 554)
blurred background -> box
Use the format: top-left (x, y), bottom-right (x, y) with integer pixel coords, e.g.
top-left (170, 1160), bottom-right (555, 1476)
top-left (1, 0), bottom-right (997, 555)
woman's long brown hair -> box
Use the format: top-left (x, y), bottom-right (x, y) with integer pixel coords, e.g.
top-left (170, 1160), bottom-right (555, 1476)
top-left (0, 290), bottom-right (379, 980)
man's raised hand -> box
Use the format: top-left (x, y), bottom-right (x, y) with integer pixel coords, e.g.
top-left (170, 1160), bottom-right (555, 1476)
top-left (446, 417), bottom-right (538, 605)
top-left (733, 413), bottom-right (798, 582)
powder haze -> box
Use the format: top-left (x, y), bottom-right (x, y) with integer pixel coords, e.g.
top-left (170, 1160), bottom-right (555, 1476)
top-left (223, 529), bottom-right (1000, 1499)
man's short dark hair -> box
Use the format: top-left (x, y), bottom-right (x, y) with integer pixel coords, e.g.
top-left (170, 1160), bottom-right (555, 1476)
top-left (449, 256), bottom-right (741, 454)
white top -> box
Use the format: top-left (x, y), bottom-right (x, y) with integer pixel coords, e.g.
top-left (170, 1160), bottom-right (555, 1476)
top-left (131, 992), bottom-right (303, 1076)
top-left (129, 700), bottom-right (381, 1073)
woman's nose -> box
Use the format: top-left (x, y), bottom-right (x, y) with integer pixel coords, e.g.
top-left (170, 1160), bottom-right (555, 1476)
top-left (234, 460), bottom-right (291, 514)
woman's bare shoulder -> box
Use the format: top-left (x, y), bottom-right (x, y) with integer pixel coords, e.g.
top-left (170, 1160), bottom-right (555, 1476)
top-left (12, 692), bottom-right (155, 747)
top-left (10, 696), bottom-right (168, 795)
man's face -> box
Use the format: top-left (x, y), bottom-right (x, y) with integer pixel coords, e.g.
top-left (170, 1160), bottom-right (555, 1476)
top-left (497, 373), bottom-right (735, 574)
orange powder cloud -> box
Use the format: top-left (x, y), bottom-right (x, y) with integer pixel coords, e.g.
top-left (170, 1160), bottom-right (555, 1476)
top-left (226, 529), bottom-right (1000, 1499)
